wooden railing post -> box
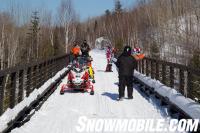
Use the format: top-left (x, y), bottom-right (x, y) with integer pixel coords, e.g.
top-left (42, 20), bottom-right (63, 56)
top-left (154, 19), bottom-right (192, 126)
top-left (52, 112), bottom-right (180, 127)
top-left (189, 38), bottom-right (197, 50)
top-left (47, 60), bottom-right (51, 78)
top-left (155, 61), bottom-right (159, 80)
top-left (42, 62), bottom-right (46, 84)
top-left (51, 60), bottom-right (55, 76)
top-left (44, 61), bottom-right (49, 81)
top-left (170, 66), bottom-right (174, 88)
top-left (179, 69), bottom-right (184, 95)
top-left (57, 58), bottom-right (61, 70)
top-left (66, 56), bottom-right (69, 67)
top-left (0, 76), bottom-right (5, 115)
top-left (58, 58), bottom-right (62, 71)
top-left (18, 70), bottom-right (24, 102)
top-left (50, 60), bottom-right (53, 77)
top-left (10, 72), bottom-right (16, 108)
top-left (151, 60), bottom-right (154, 79)
top-left (26, 67), bottom-right (31, 97)
top-left (162, 64), bottom-right (166, 84)
top-left (52, 60), bottom-right (56, 76)
top-left (54, 59), bottom-right (59, 74)
top-left (34, 65), bottom-right (38, 88)
top-left (142, 59), bottom-right (144, 74)
top-left (37, 64), bottom-right (42, 88)
top-left (187, 70), bottom-right (193, 98)
top-left (146, 59), bottom-right (149, 76)
top-left (138, 60), bottom-right (141, 73)
top-left (47, 61), bottom-right (51, 79)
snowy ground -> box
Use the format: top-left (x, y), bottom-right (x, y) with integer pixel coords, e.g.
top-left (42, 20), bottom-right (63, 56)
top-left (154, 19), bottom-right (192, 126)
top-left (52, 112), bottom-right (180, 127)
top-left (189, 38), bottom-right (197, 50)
top-left (11, 49), bottom-right (175, 133)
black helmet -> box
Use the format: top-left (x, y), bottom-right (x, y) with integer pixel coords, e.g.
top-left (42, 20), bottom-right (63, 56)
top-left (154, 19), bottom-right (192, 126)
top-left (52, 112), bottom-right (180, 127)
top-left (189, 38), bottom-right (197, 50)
top-left (123, 46), bottom-right (132, 55)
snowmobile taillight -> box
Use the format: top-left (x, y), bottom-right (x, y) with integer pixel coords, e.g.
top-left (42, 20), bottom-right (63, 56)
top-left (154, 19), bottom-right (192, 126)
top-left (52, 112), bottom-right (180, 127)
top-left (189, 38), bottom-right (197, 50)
top-left (81, 71), bottom-right (89, 81)
top-left (68, 71), bottom-right (75, 81)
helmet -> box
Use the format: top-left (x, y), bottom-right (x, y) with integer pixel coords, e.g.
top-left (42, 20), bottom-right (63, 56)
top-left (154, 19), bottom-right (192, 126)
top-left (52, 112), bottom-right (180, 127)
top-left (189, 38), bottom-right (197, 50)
top-left (123, 46), bottom-right (132, 55)
top-left (133, 47), bottom-right (141, 54)
top-left (73, 41), bottom-right (79, 47)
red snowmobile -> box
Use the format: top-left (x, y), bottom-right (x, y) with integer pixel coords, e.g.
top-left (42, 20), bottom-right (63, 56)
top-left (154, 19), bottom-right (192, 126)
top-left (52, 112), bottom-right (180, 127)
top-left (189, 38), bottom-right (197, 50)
top-left (60, 57), bottom-right (94, 95)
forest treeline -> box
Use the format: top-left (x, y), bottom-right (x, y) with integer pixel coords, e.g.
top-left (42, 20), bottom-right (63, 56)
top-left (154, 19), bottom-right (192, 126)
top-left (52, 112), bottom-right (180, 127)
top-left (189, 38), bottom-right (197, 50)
top-left (0, 0), bottom-right (200, 70)
top-left (84, 0), bottom-right (200, 66)
top-left (0, 0), bottom-right (79, 70)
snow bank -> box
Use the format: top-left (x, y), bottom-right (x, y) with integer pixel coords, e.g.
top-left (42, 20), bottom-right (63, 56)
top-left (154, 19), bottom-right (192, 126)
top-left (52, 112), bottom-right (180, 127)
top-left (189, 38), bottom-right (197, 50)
top-left (134, 71), bottom-right (200, 119)
top-left (0, 67), bottom-right (68, 132)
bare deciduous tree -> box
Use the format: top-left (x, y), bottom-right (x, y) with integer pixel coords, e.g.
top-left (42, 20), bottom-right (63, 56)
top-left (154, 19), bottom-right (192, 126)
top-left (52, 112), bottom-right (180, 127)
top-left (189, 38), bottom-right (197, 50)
top-left (58, 0), bottom-right (76, 53)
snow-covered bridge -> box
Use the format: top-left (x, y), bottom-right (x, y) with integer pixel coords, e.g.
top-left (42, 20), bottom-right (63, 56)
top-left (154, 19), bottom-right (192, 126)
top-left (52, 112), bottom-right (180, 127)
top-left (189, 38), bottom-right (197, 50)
top-left (0, 49), bottom-right (200, 133)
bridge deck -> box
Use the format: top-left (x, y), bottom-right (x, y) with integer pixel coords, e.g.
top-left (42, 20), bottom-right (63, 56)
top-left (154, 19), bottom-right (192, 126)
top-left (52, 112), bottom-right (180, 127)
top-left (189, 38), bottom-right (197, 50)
top-left (11, 50), bottom-right (173, 133)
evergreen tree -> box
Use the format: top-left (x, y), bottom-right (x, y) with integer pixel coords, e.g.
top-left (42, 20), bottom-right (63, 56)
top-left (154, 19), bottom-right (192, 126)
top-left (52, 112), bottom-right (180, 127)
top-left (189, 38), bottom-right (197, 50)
top-left (27, 11), bottom-right (40, 60)
top-left (115, 0), bottom-right (122, 13)
top-left (105, 9), bottom-right (111, 16)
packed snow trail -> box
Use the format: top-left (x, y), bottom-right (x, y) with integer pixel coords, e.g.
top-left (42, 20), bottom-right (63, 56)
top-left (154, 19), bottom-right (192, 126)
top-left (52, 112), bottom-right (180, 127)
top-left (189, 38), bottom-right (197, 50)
top-left (11, 49), bottom-right (174, 133)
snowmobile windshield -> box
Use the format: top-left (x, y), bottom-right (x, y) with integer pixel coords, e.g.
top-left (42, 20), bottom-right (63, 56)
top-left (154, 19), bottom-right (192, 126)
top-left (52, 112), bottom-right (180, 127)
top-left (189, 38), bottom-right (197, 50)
top-left (73, 67), bottom-right (83, 73)
top-left (77, 56), bottom-right (90, 64)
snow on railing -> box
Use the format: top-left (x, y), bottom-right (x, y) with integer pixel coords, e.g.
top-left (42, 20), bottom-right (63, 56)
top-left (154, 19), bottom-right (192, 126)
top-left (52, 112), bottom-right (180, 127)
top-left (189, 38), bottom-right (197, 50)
top-left (137, 57), bottom-right (200, 102)
top-left (113, 56), bottom-right (200, 120)
top-left (0, 67), bottom-right (69, 133)
top-left (0, 54), bottom-right (69, 116)
top-left (134, 71), bottom-right (200, 120)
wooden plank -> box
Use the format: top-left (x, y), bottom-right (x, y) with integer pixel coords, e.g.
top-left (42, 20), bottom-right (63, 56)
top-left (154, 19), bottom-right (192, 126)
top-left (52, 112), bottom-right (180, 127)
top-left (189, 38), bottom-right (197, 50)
top-left (18, 70), bottom-right (24, 103)
top-left (170, 66), bottom-right (174, 88)
top-left (142, 59), bottom-right (144, 74)
top-left (26, 67), bottom-right (31, 97)
top-left (151, 60), bottom-right (154, 79)
top-left (179, 69), bottom-right (184, 95)
top-left (32, 65), bottom-right (37, 89)
top-left (155, 61), bottom-right (159, 80)
top-left (146, 59), bottom-right (149, 76)
top-left (10, 72), bottom-right (17, 108)
top-left (37, 64), bottom-right (43, 88)
top-left (0, 76), bottom-right (5, 115)
top-left (187, 70), bottom-right (193, 98)
top-left (162, 64), bottom-right (166, 84)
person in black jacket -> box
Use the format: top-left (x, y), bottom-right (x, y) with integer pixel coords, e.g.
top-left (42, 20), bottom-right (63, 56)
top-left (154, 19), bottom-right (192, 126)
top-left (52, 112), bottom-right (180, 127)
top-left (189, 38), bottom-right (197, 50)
top-left (116, 46), bottom-right (137, 100)
top-left (81, 40), bottom-right (90, 57)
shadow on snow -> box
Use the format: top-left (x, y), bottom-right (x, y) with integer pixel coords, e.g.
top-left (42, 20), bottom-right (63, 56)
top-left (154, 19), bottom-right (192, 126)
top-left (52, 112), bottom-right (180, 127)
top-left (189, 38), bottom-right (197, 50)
top-left (102, 92), bottom-right (119, 101)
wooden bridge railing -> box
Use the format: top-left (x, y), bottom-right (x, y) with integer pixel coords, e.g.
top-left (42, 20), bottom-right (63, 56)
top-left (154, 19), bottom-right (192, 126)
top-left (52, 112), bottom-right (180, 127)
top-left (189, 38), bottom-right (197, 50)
top-left (137, 57), bottom-right (200, 102)
top-left (0, 54), bottom-right (69, 115)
